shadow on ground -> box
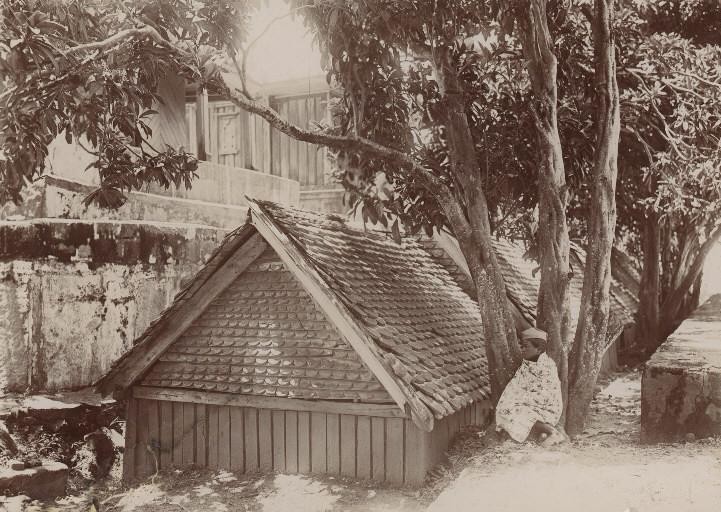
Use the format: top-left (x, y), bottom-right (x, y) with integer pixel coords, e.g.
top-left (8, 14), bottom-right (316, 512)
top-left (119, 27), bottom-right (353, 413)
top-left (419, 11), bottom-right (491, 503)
top-left (14, 467), bottom-right (424, 511)
top-left (5, 370), bottom-right (721, 512)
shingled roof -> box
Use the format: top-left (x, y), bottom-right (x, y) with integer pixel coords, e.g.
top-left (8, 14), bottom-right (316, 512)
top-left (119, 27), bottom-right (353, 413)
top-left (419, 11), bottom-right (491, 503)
top-left (140, 246), bottom-right (394, 402)
top-left (418, 233), bottom-right (638, 345)
top-left (415, 235), bottom-right (537, 328)
top-left (96, 200), bottom-right (489, 431)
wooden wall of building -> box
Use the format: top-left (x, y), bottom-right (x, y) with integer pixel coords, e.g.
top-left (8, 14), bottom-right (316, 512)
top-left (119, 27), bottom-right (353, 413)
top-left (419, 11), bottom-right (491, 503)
top-left (269, 93), bottom-right (328, 186)
top-left (123, 396), bottom-right (492, 485)
top-left (148, 75), bottom-right (188, 150)
top-left (185, 93), bottom-right (329, 188)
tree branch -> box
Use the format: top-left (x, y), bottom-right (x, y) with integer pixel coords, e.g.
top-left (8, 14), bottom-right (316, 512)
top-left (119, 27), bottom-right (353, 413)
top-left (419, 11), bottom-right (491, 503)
top-left (675, 71), bottom-right (721, 90)
top-left (65, 25), bottom-right (161, 54)
top-left (229, 50), bottom-right (252, 98)
top-left (0, 85), bottom-right (17, 104)
top-left (64, 24), bottom-right (192, 60)
top-left (223, 84), bottom-right (447, 194)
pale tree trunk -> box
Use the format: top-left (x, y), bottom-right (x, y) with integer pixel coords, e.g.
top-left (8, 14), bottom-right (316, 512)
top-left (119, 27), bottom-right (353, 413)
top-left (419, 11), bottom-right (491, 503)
top-left (517, 0), bottom-right (572, 414)
top-left (635, 222), bottom-right (720, 359)
top-left (435, 53), bottom-right (522, 401)
top-left (659, 225), bottom-right (721, 332)
top-left (567, 0), bottom-right (621, 436)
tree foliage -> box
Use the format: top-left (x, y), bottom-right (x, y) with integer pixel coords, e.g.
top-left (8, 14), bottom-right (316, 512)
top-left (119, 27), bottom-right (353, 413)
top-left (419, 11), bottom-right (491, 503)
top-left (300, 1), bottom-right (579, 241)
top-left (0, 0), bottom-right (246, 206)
top-left (610, 4), bottom-right (721, 353)
top-left (2, 0), bottom-right (720, 432)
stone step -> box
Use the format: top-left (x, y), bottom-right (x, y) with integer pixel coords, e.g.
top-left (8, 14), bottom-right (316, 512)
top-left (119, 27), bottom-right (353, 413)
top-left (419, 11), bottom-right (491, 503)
top-left (0, 461), bottom-right (68, 500)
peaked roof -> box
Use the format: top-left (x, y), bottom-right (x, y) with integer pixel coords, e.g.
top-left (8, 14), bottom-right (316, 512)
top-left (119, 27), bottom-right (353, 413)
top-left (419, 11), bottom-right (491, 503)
top-left (140, 246), bottom-right (394, 402)
top-left (415, 235), bottom-right (536, 328)
top-left (419, 233), bottom-right (638, 344)
top-left (97, 200), bottom-right (489, 431)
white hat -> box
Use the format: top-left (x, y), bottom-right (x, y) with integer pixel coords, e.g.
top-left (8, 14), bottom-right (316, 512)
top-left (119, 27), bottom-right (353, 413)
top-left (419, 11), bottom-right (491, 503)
top-left (521, 327), bottom-right (547, 341)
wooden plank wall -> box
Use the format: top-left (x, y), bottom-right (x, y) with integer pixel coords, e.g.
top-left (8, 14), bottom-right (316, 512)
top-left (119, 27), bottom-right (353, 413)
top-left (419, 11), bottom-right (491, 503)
top-left (124, 398), bottom-right (492, 485)
top-left (186, 101), bottom-right (267, 172)
top-left (269, 93), bottom-right (328, 186)
top-left (208, 103), bottom-right (252, 169)
top-left (185, 95), bottom-right (326, 187)
top-left (426, 399), bottom-right (494, 473)
top-left (185, 103), bottom-right (197, 154)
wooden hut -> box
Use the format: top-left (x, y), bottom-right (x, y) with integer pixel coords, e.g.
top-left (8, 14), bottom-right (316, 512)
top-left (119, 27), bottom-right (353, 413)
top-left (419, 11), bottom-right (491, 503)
top-left (96, 200), bottom-right (492, 485)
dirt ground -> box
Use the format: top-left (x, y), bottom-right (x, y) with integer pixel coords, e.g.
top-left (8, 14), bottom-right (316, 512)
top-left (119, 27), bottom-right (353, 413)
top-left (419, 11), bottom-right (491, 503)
top-left (4, 370), bottom-right (721, 512)
top-left (429, 370), bottom-right (721, 512)
top-left (9, 470), bottom-right (425, 512)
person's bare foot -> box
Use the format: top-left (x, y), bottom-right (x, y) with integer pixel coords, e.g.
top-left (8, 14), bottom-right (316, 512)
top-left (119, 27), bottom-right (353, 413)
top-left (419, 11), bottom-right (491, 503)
top-left (540, 428), bottom-right (567, 447)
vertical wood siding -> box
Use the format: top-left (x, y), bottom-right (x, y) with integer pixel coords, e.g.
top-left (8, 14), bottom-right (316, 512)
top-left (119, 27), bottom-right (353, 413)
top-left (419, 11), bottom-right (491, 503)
top-left (185, 94), bottom-right (328, 187)
top-left (269, 93), bottom-right (328, 186)
top-left (186, 102), bottom-right (268, 172)
top-left (123, 398), bottom-right (492, 485)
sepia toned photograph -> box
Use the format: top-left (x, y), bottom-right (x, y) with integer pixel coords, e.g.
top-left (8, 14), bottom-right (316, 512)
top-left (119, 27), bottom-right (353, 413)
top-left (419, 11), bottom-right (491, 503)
top-left (0, 1), bottom-right (720, 510)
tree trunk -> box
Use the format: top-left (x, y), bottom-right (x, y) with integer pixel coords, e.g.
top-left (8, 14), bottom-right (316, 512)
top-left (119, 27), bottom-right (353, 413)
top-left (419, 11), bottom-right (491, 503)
top-left (566, 0), bottom-right (621, 437)
top-left (634, 214), bottom-right (661, 361)
top-left (517, 0), bottom-right (572, 414)
top-left (659, 224), bottom-right (721, 336)
top-left (435, 53), bottom-right (522, 401)
top-left (634, 219), bottom-right (717, 361)
top-left (463, 234), bottom-right (523, 401)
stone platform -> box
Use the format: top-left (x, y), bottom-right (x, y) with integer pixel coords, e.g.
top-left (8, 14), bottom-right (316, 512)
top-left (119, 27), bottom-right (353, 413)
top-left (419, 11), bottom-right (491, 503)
top-left (0, 461), bottom-right (68, 500)
top-left (641, 294), bottom-right (721, 443)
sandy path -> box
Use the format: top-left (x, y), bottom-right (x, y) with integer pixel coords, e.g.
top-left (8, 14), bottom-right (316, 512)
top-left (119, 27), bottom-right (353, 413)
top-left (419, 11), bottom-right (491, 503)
top-left (428, 371), bottom-right (721, 512)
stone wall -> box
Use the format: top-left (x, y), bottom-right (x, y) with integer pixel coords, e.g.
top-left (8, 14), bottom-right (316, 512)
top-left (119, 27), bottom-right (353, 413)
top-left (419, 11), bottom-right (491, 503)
top-left (0, 118), bottom-right (339, 394)
top-left (641, 294), bottom-right (721, 443)
top-left (45, 141), bottom-right (300, 208)
top-left (0, 159), bottom-right (343, 393)
top-left (0, 220), bottom-right (227, 393)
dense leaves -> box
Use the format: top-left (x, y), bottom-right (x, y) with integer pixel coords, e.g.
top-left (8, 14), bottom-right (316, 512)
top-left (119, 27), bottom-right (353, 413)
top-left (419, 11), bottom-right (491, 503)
top-left (638, 0), bottom-right (721, 44)
top-left (290, 2), bottom-right (611, 244)
top-left (295, 1), bottom-right (721, 360)
top-left (615, 27), bottom-right (721, 348)
top-left (629, 36), bottom-right (721, 227)
top-left (0, 0), bottom-right (250, 206)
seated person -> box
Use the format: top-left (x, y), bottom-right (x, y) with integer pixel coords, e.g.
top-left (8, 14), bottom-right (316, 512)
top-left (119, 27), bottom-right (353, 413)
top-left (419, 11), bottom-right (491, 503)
top-left (494, 327), bottom-right (565, 446)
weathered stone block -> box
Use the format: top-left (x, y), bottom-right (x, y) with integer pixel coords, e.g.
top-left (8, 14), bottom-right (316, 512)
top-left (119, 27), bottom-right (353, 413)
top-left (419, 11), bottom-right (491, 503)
top-left (0, 462), bottom-right (68, 499)
top-left (641, 294), bottom-right (721, 443)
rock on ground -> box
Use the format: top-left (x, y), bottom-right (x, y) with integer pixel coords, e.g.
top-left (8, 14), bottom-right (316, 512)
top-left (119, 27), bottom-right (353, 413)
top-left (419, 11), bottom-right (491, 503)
top-left (0, 461), bottom-right (68, 500)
